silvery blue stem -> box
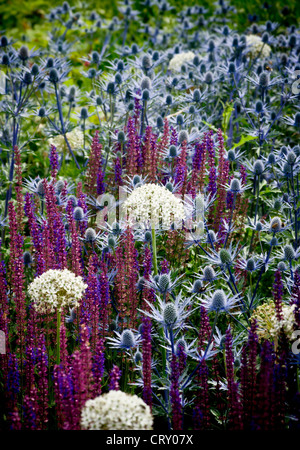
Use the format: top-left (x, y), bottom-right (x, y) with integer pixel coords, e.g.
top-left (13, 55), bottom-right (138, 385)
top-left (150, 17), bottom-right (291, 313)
top-left (182, 311), bottom-right (219, 390)
top-left (4, 117), bottom-right (19, 220)
top-left (249, 235), bottom-right (274, 309)
top-left (224, 192), bottom-right (237, 248)
top-left (54, 83), bottom-right (80, 169)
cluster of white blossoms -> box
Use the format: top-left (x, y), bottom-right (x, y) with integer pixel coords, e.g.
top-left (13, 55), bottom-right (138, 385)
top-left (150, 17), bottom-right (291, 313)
top-left (246, 34), bottom-right (271, 59)
top-left (122, 183), bottom-right (185, 229)
top-left (28, 269), bottom-right (87, 313)
top-left (251, 300), bottom-right (296, 342)
top-left (168, 51), bottom-right (195, 72)
top-left (49, 128), bottom-right (84, 149)
top-left (80, 390), bottom-right (153, 430)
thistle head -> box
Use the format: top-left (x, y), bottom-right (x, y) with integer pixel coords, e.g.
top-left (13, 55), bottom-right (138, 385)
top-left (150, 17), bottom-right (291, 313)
top-left (49, 68), bottom-right (59, 84)
top-left (85, 228), bottom-right (97, 243)
top-left (192, 279), bottom-right (203, 293)
top-left (211, 290), bottom-right (226, 311)
top-left (169, 145), bottom-right (178, 158)
top-left (246, 258), bottom-right (255, 272)
top-left (176, 338), bottom-right (187, 355)
top-left (229, 178), bottom-right (241, 193)
top-left (283, 244), bottom-right (295, 261)
top-left (287, 151), bottom-right (296, 165)
top-left (141, 76), bottom-right (151, 91)
top-left (19, 45), bottom-right (29, 61)
top-left (178, 130), bottom-right (188, 144)
top-left (270, 216), bottom-right (282, 232)
top-left (158, 274), bottom-right (170, 294)
top-left (23, 251), bottom-right (33, 266)
top-left (73, 206), bottom-right (84, 221)
top-left (259, 72), bottom-right (269, 88)
top-left (253, 160), bottom-right (264, 176)
top-left (277, 261), bottom-right (287, 272)
top-left (219, 249), bottom-right (231, 265)
top-left (202, 265), bottom-right (216, 282)
top-left (37, 180), bottom-right (45, 197)
top-left (120, 330), bottom-right (135, 349)
top-left (163, 303), bottom-right (178, 326)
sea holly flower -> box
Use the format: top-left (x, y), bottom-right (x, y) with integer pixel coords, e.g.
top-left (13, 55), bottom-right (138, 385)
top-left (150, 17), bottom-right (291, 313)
top-left (275, 244), bottom-right (300, 262)
top-left (107, 329), bottom-right (142, 350)
top-left (200, 242), bottom-right (240, 269)
top-left (139, 292), bottom-right (195, 331)
top-left (263, 216), bottom-right (290, 234)
top-left (200, 288), bottom-right (241, 313)
top-left (236, 256), bottom-right (262, 272)
top-left (146, 272), bottom-right (184, 296)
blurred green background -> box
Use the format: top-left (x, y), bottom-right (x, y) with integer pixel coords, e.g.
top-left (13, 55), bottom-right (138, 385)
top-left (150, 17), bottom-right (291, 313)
top-left (0, 0), bottom-right (299, 37)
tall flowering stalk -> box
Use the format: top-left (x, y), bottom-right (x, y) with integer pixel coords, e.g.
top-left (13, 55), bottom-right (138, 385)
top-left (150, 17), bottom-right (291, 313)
top-left (126, 116), bottom-right (141, 177)
top-left (225, 327), bottom-right (243, 430)
top-left (49, 144), bottom-right (59, 180)
top-left (273, 269), bottom-right (284, 322)
top-left (92, 337), bottom-right (105, 397)
top-left (240, 320), bottom-right (258, 429)
top-left (215, 129), bottom-right (229, 233)
top-left (206, 130), bottom-right (217, 217)
top-left (8, 202), bottom-right (26, 355)
top-left (14, 146), bottom-right (24, 233)
top-left (66, 200), bottom-right (83, 277)
top-left (109, 365), bottom-right (121, 391)
top-left (253, 341), bottom-right (276, 430)
top-left (99, 260), bottom-right (111, 337)
top-left (174, 139), bottom-right (188, 197)
top-left (85, 130), bottom-right (103, 197)
top-left (170, 354), bottom-right (182, 430)
top-left (194, 359), bottom-right (210, 430)
top-left (157, 118), bottom-right (170, 177)
top-left (189, 139), bottom-right (206, 196)
top-left (24, 193), bottom-right (45, 275)
top-left (142, 316), bottom-right (152, 409)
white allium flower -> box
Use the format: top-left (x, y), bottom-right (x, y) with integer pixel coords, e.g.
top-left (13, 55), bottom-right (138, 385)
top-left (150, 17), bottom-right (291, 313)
top-left (122, 183), bottom-right (185, 229)
top-left (168, 51), bottom-right (195, 72)
top-left (246, 35), bottom-right (271, 59)
top-left (49, 128), bottom-right (84, 149)
top-left (251, 300), bottom-right (297, 342)
top-left (269, 303), bottom-right (297, 341)
top-left (80, 390), bottom-right (153, 430)
top-left (28, 269), bottom-right (87, 313)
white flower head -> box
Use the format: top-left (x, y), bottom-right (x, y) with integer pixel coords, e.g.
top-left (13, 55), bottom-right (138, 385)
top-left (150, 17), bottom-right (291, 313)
top-left (122, 183), bottom-right (185, 230)
top-left (168, 51), bottom-right (195, 72)
top-left (80, 390), bottom-right (153, 430)
top-left (246, 35), bottom-right (271, 59)
top-left (49, 128), bottom-right (84, 149)
top-left (28, 269), bottom-right (87, 313)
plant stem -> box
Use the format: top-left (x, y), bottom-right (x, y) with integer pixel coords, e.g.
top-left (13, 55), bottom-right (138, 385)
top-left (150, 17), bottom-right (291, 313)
top-left (152, 226), bottom-right (158, 275)
top-left (56, 309), bottom-right (61, 365)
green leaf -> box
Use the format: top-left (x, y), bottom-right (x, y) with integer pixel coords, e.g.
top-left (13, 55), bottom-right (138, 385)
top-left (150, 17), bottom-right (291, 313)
top-left (221, 101), bottom-right (234, 134)
top-left (230, 134), bottom-right (257, 150)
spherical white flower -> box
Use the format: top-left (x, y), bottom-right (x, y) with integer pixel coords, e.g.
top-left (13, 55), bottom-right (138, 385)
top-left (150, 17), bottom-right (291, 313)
top-left (251, 300), bottom-right (296, 341)
top-left (28, 269), bottom-right (87, 313)
top-left (122, 183), bottom-right (185, 229)
top-left (49, 128), bottom-right (84, 149)
top-left (168, 51), bottom-right (195, 72)
top-left (80, 390), bottom-right (153, 430)
top-left (246, 35), bottom-right (271, 59)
